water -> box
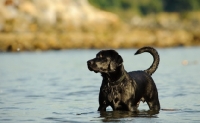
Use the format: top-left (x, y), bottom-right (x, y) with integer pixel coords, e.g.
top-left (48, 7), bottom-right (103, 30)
top-left (0, 47), bottom-right (200, 122)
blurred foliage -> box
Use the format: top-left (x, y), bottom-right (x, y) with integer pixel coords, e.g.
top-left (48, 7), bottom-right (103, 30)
top-left (89, 0), bottom-right (200, 20)
top-left (163, 0), bottom-right (200, 12)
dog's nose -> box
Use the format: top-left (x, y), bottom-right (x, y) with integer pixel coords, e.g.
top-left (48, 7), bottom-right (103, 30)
top-left (87, 60), bottom-right (93, 65)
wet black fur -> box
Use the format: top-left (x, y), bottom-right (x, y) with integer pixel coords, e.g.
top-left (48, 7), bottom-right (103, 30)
top-left (87, 47), bottom-right (160, 111)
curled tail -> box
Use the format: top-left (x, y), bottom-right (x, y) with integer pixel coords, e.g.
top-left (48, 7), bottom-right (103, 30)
top-left (134, 47), bottom-right (159, 75)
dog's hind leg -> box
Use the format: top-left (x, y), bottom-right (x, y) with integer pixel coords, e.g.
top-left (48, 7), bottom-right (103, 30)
top-left (146, 99), bottom-right (160, 111)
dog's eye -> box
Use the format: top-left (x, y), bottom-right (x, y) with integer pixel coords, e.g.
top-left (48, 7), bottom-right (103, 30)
top-left (97, 54), bottom-right (102, 58)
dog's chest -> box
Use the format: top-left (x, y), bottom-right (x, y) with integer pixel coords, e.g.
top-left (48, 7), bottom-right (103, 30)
top-left (102, 84), bottom-right (122, 102)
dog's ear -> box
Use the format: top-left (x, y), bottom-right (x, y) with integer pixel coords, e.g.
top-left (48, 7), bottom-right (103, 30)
top-left (109, 55), bottom-right (123, 71)
top-left (116, 55), bottom-right (123, 65)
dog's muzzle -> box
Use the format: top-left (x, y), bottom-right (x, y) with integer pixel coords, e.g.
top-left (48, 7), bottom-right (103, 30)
top-left (87, 60), bottom-right (95, 71)
top-left (87, 60), bottom-right (100, 73)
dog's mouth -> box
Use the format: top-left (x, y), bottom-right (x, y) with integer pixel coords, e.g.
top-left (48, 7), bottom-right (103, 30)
top-left (88, 66), bottom-right (108, 73)
top-left (88, 66), bottom-right (99, 73)
top-left (93, 70), bottom-right (98, 73)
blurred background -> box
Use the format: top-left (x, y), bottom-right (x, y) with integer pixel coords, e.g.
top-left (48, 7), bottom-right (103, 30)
top-left (0, 0), bottom-right (200, 52)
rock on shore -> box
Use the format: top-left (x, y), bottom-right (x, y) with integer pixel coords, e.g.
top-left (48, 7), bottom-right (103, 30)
top-left (0, 0), bottom-right (200, 52)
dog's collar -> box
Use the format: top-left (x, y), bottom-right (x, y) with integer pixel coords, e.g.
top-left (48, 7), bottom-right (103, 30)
top-left (108, 73), bottom-right (126, 86)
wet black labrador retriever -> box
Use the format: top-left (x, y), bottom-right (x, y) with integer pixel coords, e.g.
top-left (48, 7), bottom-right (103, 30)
top-left (87, 47), bottom-right (160, 111)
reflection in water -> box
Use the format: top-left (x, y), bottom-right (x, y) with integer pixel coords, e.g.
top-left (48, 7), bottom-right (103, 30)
top-left (99, 110), bottom-right (159, 122)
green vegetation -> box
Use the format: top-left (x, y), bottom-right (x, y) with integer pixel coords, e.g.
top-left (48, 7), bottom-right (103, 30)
top-left (163, 0), bottom-right (200, 12)
top-left (89, 0), bottom-right (200, 20)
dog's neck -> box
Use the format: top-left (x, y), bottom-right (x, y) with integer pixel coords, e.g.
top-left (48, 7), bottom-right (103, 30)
top-left (101, 65), bottom-right (126, 85)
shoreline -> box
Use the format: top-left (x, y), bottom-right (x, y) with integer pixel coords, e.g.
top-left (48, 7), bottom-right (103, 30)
top-left (0, 28), bottom-right (199, 52)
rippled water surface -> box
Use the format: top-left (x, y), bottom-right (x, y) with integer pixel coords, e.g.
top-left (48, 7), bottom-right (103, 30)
top-left (1, 47), bottom-right (200, 122)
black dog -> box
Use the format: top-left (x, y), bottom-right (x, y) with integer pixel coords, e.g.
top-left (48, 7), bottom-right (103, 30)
top-left (87, 47), bottom-right (160, 111)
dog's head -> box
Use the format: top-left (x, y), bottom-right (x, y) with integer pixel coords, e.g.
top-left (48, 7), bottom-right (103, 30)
top-left (87, 50), bottom-right (123, 73)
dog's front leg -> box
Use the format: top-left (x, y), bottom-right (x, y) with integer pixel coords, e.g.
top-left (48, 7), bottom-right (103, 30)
top-left (127, 101), bottom-right (138, 111)
top-left (98, 92), bottom-right (107, 111)
top-left (97, 105), bottom-right (107, 111)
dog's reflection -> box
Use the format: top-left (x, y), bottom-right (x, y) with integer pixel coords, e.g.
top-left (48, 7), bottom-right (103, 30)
top-left (99, 110), bottom-right (159, 122)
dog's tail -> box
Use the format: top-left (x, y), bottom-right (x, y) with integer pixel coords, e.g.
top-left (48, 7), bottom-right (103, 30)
top-left (134, 47), bottom-right (159, 75)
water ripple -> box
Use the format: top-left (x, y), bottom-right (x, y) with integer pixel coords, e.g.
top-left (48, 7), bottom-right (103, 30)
top-left (25, 95), bottom-right (45, 98)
